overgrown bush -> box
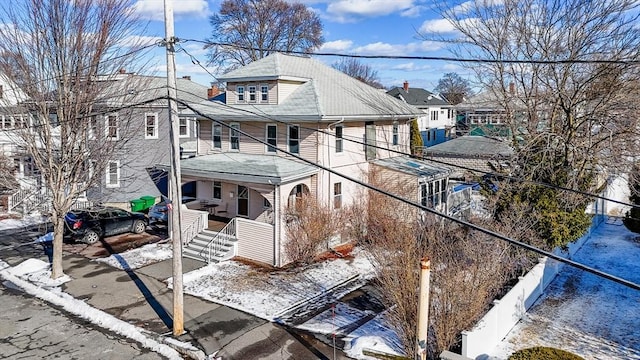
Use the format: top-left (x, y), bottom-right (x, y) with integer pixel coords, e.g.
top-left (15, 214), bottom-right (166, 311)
top-left (283, 194), bottom-right (337, 265)
top-left (509, 346), bottom-right (584, 360)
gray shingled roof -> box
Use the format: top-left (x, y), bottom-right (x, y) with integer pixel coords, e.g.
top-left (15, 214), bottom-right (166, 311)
top-left (372, 156), bottom-right (451, 180)
top-left (97, 74), bottom-right (209, 107)
top-left (215, 53), bottom-right (422, 120)
top-left (159, 153), bottom-right (318, 184)
top-left (424, 136), bottom-right (513, 158)
top-left (387, 87), bottom-right (450, 108)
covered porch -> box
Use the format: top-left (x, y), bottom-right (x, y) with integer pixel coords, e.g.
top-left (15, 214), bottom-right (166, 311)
top-left (157, 153), bottom-right (319, 267)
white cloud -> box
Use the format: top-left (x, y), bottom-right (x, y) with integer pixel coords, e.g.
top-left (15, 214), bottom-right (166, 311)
top-left (132, 0), bottom-right (210, 21)
top-left (320, 39), bottom-right (353, 52)
top-left (351, 40), bottom-right (444, 56)
top-left (326, 0), bottom-right (417, 22)
top-left (419, 18), bottom-right (457, 34)
top-left (391, 62), bottom-right (432, 72)
top-left (119, 35), bottom-right (159, 48)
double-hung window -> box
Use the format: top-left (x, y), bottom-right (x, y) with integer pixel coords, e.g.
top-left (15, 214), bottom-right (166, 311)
top-left (261, 85), bottom-right (269, 102)
top-left (106, 114), bottom-right (119, 140)
top-left (266, 124), bottom-right (277, 153)
top-left (248, 86), bottom-right (256, 102)
top-left (213, 181), bottom-right (222, 200)
top-left (145, 113), bottom-right (158, 139)
top-left (392, 121), bottom-right (399, 145)
top-left (335, 125), bottom-right (343, 153)
top-left (288, 124), bottom-right (299, 154)
top-left (106, 160), bottom-right (120, 188)
top-left (212, 123), bottom-right (222, 149)
top-left (230, 123), bottom-right (240, 150)
top-left (334, 182), bottom-right (342, 209)
top-left (237, 86), bottom-right (245, 102)
top-left (179, 117), bottom-right (190, 137)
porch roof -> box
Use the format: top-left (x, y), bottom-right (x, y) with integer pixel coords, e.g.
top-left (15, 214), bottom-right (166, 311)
top-left (157, 153), bottom-right (318, 185)
top-left (372, 156), bottom-right (452, 181)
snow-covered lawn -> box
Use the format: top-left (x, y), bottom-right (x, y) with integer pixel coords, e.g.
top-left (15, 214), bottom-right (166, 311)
top-left (490, 222), bottom-right (640, 359)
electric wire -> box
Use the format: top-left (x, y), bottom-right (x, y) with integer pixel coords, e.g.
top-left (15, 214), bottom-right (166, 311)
top-left (174, 97), bottom-right (640, 292)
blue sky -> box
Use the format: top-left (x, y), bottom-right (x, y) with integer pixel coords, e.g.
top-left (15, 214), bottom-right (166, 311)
top-left (134, 0), bottom-right (471, 91)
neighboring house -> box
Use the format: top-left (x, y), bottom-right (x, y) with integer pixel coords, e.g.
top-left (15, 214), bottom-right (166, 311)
top-left (88, 73), bottom-right (209, 208)
top-left (156, 53), bottom-right (451, 267)
top-left (455, 85), bottom-right (525, 137)
top-left (387, 81), bottom-right (456, 147)
top-left (423, 135), bottom-right (513, 180)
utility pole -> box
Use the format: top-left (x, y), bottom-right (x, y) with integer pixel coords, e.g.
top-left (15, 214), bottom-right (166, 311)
top-left (416, 258), bottom-right (431, 360)
top-left (163, 0), bottom-right (184, 337)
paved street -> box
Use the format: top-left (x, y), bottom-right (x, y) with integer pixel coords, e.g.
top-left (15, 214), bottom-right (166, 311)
top-left (0, 283), bottom-right (165, 359)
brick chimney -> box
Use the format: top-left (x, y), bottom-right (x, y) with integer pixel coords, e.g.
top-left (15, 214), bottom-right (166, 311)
top-left (118, 68), bottom-right (126, 74)
top-left (403, 80), bottom-right (409, 92)
top-left (509, 82), bottom-right (515, 95)
top-left (207, 84), bottom-right (221, 99)
top-left (182, 75), bottom-right (191, 81)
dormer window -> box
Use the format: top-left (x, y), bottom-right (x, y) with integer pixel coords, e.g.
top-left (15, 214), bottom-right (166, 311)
top-left (237, 86), bottom-right (245, 102)
top-left (248, 86), bottom-right (256, 102)
top-left (261, 85), bottom-right (269, 102)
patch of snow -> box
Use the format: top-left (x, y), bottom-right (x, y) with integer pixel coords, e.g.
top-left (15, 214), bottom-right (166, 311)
top-left (94, 242), bottom-right (172, 270)
top-left (0, 258), bottom-right (183, 360)
top-left (489, 222), bottom-right (640, 359)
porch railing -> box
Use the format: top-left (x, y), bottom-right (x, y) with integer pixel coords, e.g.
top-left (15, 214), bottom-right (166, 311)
top-left (7, 187), bottom-right (35, 212)
top-left (200, 218), bottom-right (237, 263)
top-left (181, 209), bottom-right (208, 246)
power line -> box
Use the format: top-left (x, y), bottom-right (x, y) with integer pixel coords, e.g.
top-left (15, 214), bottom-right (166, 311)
top-left (174, 97), bottom-right (640, 292)
top-left (170, 84), bottom-right (640, 211)
top-left (183, 39), bottom-right (640, 65)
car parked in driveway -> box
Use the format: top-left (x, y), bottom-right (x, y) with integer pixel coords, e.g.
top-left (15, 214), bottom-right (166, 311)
top-left (64, 206), bottom-right (148, 244)
top-left (148, 196), bottom-right (196, 223)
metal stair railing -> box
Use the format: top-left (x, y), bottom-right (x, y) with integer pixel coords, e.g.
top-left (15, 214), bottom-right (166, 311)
top-left (199, 218), bottom-right (236, 263)
top-left (7, 187), bottom-right (35, 212)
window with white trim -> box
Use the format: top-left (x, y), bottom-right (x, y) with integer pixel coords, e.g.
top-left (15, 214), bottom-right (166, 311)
top-left (230, 123), bottom-right (240, 150)
top-left (88, 116), bottom-right (98, 139)
top-left (333, 182), bottom-right (342, 209)
top-left (392, 121), bottom-right (399, 145)
top-left (261, 85), bottom-right (269, 102)
top-left (179, 117), bottom-right (190, 137)
top-left (105, 114), bottom-right (119, 140)
top-left (248, 86), bottom-right (256, 102)
top-left (420, 178), bottom-right (448, 208)
top-left (106, 160), bottom-right (120, 188)
top-left (213, 180), bottom-right (222, 200)
top-left (335, 125), bottom-right (343, 153)
top-left (288, 124), bottom-right (299, 154)
top-left (212, 123), bottom-right (222, 149)
top-left (145, 113), bottom-right (158, 139)
top-left (430, 110), bottom-right (439, 121)
top-left (266, 124), bottom-right (277, 153)
top-left (237, 86), bottom-right (245, 102)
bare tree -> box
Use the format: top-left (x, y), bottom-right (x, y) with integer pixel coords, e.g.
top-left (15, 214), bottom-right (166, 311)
top-left (206, 0), bottom-right (323, 72)
top-left (343, 166), bottom-right (522, 358)
top-left (0, 0), bottom-right (149, 278)
top-left (427, 0), bottom-right (640, 248)
top-left (434, 72), bottom-right (472, 105)
top-left (332, 58), bottom-right (385, 89)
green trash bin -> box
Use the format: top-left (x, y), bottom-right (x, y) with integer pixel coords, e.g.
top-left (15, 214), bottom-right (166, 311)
top-left (140, 196), bottom-right (156, 209)
top-left (130, 199), bottom-right (145, 212)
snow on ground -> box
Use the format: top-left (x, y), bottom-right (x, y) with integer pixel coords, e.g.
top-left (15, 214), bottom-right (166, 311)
top-left (0, 258), bottom-right (184, 360)
top-left (489, 222), bottom-right (640, 360)
top-left (94, 242), bottom-right (173, 270)
top-left (169, 248), bottom-right (377, 321)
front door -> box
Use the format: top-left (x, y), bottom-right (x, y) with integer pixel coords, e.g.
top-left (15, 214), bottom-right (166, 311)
top-left (237, 185), bottom-right (249, 217)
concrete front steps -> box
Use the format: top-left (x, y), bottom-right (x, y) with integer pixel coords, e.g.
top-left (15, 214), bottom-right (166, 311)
top-left (183, 229), bottom-right (237, 264)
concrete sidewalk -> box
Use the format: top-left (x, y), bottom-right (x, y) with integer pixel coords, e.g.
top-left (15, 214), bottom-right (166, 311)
top-left (60, 252), bottom-right (347, 359)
